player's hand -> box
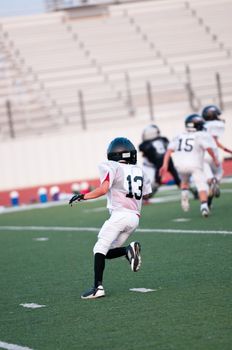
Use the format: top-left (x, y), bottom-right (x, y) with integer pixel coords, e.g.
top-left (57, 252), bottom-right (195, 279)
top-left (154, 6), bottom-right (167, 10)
top-left (159, 165), bottom-right (167, 177)
top-left (69, 193), bottom-right (85, 206)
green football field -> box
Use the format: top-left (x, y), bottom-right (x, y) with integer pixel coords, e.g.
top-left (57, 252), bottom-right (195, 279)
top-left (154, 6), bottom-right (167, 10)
top-left (0, 182), bottom-right (231, 350)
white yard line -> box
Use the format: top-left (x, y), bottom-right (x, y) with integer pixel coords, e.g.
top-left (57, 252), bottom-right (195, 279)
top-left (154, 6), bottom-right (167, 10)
top-left (20, 303), bottom-right (46, 309)
top-left (0, 226), bottom-right (231, 235)
top-left (0, 341), bottom-right (33, 350)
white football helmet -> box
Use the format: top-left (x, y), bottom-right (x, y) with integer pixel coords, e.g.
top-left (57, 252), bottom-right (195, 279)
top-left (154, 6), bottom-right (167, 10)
top-left (142, 124), bottom-right (160, 141)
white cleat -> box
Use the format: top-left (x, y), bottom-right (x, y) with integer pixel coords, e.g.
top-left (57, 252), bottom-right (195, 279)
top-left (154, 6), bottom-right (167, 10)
top-left (81, 285), bottom-right (105, 300)
top-left (201, 203), bottom-right (210, 218)
top-left (201, 208), bottom-right (209, 218)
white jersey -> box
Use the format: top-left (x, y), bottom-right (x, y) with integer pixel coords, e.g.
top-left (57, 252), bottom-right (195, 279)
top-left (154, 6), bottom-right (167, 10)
top-left (98, 160), bottom-right (152, 215)
top-left (204, 120), bottom-right (225, 138)
top-left (168, 130), bottom-right (216, 171)
top-left (204, 120), bottom-right (224, 180)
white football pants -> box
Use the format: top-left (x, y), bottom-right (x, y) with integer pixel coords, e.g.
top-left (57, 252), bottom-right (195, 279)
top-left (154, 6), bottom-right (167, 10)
top-left (93, 210), bottom-right (139, 256)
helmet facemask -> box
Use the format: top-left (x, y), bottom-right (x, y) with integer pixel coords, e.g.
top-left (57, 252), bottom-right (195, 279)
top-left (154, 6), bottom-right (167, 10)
top-left (185, 114), bottom-right (205, 132)
top-left (107, 137), bottom-right (137, 164)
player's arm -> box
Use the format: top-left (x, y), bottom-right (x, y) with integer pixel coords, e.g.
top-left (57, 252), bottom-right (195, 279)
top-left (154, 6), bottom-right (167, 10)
top-left (69, 179), bottom-right (109, 205)
top-left (84, 180), bottom-right (109, 200)
top-left (159, 149), bottom-right (173, 176)
top-left (213, 136), bottom-right (232, 154)
top-left (206, 147), bottom-right (220, 167)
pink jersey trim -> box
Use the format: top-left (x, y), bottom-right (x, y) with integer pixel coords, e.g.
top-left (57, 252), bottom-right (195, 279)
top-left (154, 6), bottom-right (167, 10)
top-left (103, 172), bottom-right (110, 183)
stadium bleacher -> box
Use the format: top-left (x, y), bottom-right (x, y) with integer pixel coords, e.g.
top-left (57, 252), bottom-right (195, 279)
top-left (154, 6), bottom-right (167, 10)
top-left (0, 0), bottom-right (232, 138)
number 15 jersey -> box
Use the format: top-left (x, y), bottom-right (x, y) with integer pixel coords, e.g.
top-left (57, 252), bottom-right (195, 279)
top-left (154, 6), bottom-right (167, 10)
top-left (98, 160), bottom-right (152, 215)
top-left (168, 131), bottom-right (216, 171)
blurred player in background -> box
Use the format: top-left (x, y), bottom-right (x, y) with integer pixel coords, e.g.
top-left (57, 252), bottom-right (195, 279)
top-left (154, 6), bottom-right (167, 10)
top-left (159, 114), bottom-right (219, 217)
top-left (202, 105), bottom-right (232, 208)
top-left (69, 137), bottom-right (152, 299)
top-left (139, 124), bottom-right (181, 196)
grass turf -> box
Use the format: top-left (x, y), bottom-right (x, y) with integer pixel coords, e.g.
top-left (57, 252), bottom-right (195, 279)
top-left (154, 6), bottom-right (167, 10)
top-left (0, 183), bottom-right (231, 350)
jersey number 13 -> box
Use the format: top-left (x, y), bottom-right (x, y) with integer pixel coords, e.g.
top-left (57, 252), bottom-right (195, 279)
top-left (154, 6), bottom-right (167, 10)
top-left (126, 175), bottom-right (143, 200)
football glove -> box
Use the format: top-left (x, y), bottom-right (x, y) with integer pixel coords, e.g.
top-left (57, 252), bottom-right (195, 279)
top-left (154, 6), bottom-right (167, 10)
top-left (69, 193), bottom-right (85, 206)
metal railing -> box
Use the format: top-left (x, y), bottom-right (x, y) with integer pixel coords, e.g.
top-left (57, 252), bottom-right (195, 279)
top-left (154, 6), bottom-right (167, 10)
top-left (3, 69), bottom-right (227, 138)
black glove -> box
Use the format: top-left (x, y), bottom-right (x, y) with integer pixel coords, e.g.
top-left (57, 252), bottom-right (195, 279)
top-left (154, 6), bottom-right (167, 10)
top-left (69, 193), bottom-right (85, 206)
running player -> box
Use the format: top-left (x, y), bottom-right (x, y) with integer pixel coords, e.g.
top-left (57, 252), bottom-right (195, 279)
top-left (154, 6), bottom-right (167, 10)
top-left (159, 114), bottom-right (219, 217)
top-left (202, 105), bottom-right (232, 207)
top-left (69, 137), bottom-right (152, 299)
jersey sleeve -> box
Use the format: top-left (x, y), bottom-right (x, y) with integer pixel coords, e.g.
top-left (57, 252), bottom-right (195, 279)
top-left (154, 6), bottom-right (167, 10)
top-left (168, 136), bottom-right (179, 151)
top-left (197, 131), bottom-right (217, 150)
top-left (98, 161), bottom-right (117, 188)
top-left (206, 120), bottom-right (225, 138)
top-left (143, 170), bottom-right (152, 196)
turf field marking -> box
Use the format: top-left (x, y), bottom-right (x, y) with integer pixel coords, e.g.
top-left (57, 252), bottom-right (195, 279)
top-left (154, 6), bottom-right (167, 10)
top-left (33, 237), bottom-right (49, 241)
top-left (20, 303), bottom-right (46, 309)
top-left (129, 288), bottom-right (157, 293)
top-left (173, 218), bottom-right (191, 222)
top-left (0, 341), bottom-right (33, 350)
top-left (139, 228), bottom-right (232, 235)
top-left (0, 226), bottom-right (232, 235)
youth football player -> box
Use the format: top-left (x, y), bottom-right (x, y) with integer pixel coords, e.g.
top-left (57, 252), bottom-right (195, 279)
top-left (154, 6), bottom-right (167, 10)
top-left (159, 114), bottom-right (219, 217)
top-left (69, 137), bottom-right (152, 299)
top-left (202, 105), bottom-right (232, 207)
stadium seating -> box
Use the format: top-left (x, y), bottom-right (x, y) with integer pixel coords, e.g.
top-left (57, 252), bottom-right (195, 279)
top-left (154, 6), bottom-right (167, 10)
top-left (0, 0), bottom-right (232, 138)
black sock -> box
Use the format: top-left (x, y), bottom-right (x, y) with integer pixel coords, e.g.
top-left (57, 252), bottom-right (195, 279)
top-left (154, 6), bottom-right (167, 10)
top-left (106, 247), bottom-right (127, 259)
top-left (94, 253), bottom-right (105, 288)
top-left (207, 196), bottom-right (213, 208)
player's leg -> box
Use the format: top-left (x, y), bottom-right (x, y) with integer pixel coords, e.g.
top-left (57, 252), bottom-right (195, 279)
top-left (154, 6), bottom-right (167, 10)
top-left (189, 176), bottom-right (199, 200)
top-left (204, 160), bottom-right (214, 208)
top-left (81, 215), bottom-right (121, 299)
top-left (81, 212), bottom-right (139, 299)
top-left (168, 158), bottom-right (181, 187)
top-left (108, 213), bottom-right (141, 272)
top-left (210, 161), bottom-right (223, 198)
top-left (192, 169), bottom-right (210, 217)
top-left (204, 161), bottom-right (215, 209)
top-left (204, 160), bottom-right (222, 209)
top-left (151, 167), bottom-right (159, 196)
top-left (105, 240), bottom-right (141, 272)
top-left (179, 173), bottom-right (190, 212)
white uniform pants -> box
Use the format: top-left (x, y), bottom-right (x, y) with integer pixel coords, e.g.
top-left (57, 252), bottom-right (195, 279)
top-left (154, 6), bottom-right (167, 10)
top-left (93, 211), bottom-right (139, 256)
top-left (204, 158), bottom-right (223, 182)
top-left (178, 167), bottom-right (209, 192)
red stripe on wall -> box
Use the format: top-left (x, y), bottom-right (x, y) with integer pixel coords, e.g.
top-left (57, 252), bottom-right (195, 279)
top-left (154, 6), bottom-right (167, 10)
top-left (0, 159), bottom-right (232, 207)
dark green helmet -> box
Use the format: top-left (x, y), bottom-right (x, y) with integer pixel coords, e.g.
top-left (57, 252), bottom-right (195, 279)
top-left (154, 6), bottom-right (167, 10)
top-left (202, 105), bottom-right (221, 121)
top-left (185, 114), bottom-right (205, 131)
top-left (107, 137), bottom-right (137, 164)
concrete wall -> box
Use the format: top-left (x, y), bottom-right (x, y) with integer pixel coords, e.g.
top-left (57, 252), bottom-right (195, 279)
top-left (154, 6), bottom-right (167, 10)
top-left (0, 113), bottom-right (231, 191)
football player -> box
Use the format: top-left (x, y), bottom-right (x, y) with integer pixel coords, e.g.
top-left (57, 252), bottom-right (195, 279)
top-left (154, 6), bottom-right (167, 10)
top-left (159, 114), bottom-right (220, 217)
top-left (202, 105), bottom-right (232, 207)
top-left (69, 137), bottom-right (152, 299)
top-left (139, 124), bottom-right (181, 195)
